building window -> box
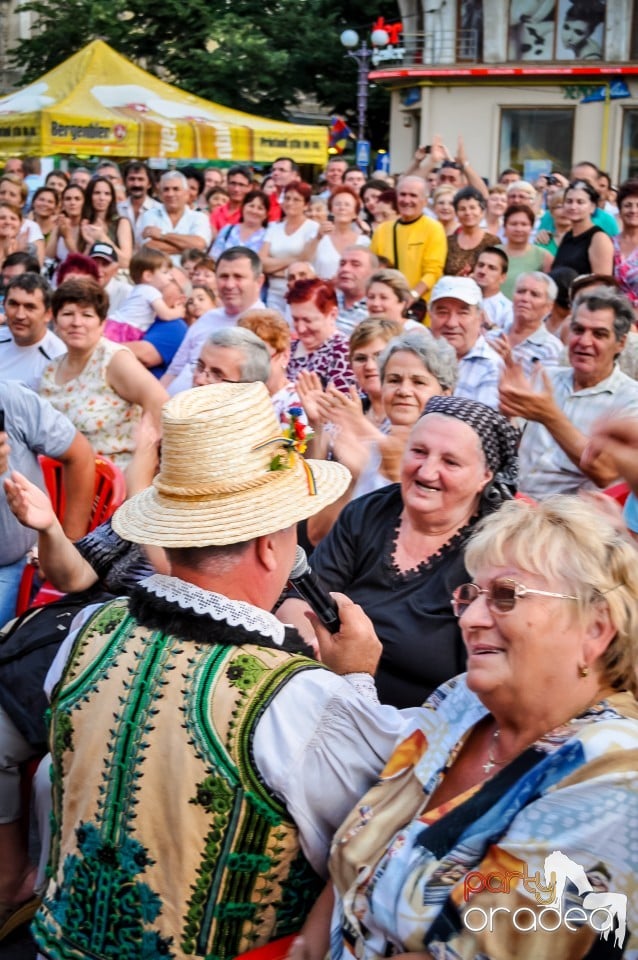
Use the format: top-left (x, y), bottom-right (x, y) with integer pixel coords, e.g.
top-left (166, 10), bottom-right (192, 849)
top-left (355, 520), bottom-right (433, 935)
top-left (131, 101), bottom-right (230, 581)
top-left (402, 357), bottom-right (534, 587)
top-left (500, 109), bottom-right (574, 176)
top-left (458, 0), bottom-right (483, 61)
top-left (632, 0), bottom-right (638, 60)
top-left (621, 111), bottom-right (638, 181)
top-left (508, 0), bottom-right (605, 62)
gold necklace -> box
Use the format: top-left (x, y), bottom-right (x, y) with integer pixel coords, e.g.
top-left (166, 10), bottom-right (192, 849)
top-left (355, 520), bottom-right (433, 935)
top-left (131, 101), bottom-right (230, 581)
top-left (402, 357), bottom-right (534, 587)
top-left (482, 687), bottom-right (615, 776)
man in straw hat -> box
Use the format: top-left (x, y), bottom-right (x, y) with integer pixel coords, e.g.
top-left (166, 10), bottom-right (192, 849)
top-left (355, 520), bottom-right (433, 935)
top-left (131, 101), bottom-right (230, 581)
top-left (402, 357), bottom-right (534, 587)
top-left (32, 382), bottom-right (402, 960)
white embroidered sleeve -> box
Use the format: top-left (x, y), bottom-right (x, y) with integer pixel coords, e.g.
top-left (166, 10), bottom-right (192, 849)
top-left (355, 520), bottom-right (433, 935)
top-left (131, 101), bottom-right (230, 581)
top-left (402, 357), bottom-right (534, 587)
top-left (253, 669), bottom-right (416, 877)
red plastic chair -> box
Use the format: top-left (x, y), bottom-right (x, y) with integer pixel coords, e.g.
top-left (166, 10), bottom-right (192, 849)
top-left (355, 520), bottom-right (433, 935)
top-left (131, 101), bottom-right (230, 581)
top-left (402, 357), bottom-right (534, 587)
top-left (604, 481), bottom-right (630, 507)
top-left (234, 935), bottom-right (297, 959)
top-left (15, 455), bottom-right (127, 615)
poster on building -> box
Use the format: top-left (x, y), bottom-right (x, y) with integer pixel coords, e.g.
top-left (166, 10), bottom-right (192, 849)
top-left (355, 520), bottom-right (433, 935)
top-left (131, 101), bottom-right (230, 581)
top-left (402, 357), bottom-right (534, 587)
top-left (508, 1), bottom-right (556, 60)
top-left (556, 0), bottom-right (605, 60)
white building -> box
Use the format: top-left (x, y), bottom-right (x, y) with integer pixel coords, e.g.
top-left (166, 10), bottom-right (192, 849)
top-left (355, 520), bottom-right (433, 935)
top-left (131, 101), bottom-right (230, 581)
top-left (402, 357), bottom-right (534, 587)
top-left (373, 0), bottom-right (638, 183)
top-left (0, 1), bottom-right (39, 91)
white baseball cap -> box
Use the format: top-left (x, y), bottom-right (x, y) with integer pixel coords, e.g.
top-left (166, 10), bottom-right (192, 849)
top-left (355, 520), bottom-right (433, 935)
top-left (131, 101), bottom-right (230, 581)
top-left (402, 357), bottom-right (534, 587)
top-left (430, 276), bottom-right (483, 306)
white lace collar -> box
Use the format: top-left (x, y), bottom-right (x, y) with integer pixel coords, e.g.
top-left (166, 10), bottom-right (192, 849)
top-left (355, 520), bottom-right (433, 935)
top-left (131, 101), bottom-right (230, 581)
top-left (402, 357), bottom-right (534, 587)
top-left (141, 574), bottom-right (285, 646)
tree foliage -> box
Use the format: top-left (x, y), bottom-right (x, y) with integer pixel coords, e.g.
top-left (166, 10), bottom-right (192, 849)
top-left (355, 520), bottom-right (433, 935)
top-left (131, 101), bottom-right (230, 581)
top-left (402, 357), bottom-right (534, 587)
top-left (9, 0), bottom-right (399, 146)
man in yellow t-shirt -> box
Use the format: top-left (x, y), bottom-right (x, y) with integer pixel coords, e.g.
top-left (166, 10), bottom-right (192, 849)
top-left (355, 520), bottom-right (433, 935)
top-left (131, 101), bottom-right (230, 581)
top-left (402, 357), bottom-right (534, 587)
top-left (370, 176), bottom-right (447, 303)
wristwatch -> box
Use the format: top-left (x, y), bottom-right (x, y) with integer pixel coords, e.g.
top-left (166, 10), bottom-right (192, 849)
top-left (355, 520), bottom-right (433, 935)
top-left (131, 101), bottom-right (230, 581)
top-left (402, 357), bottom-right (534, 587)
top-left (410, 289), bottom-right (420, 299)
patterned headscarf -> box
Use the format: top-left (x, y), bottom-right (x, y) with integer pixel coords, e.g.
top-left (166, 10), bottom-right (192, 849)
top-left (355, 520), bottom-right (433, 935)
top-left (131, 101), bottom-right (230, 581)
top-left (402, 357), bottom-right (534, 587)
top-left (423, 396), bottom-right (520, 507)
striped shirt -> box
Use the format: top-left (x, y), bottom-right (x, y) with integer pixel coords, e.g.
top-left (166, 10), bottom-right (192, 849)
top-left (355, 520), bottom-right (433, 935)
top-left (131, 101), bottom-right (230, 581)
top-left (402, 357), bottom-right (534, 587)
top-left (454, 334), bottom-right (503, 409)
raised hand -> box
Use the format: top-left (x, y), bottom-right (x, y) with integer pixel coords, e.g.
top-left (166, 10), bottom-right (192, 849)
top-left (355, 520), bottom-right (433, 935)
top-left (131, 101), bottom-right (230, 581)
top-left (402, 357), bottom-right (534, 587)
top-left (499, 362), bottom-right (555, 422)
top-left (4, 470), bottom-right (57, 532)
top-left (296, 370), bottom-right (326, 427)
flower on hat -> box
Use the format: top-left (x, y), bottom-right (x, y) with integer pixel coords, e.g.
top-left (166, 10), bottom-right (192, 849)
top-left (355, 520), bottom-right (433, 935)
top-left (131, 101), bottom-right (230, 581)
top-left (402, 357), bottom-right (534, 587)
top-left (253, 406), bottom-right (316, 493)
top-left (258, 406), bottom-right (314, 471)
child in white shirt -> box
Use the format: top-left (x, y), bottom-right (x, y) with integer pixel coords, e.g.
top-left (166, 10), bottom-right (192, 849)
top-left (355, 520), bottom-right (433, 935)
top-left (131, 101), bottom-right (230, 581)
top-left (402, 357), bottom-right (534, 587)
top-left (104, 246), bottom-right (185, 342)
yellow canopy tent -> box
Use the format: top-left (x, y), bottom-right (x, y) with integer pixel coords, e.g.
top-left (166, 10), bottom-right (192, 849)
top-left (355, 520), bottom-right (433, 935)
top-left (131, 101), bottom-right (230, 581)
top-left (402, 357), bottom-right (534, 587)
top-left (0, 40), bottom-right (328, 164)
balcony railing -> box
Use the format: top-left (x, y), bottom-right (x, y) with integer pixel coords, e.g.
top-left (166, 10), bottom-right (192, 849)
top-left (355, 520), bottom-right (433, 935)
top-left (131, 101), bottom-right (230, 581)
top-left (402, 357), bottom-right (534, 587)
top-left (370, 31), bottom-right (480, 70)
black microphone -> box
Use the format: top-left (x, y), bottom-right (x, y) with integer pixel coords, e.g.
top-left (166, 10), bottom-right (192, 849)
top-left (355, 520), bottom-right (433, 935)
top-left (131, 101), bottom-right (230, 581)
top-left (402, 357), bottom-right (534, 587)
top-left (288, 546), bottom-right (341, 634)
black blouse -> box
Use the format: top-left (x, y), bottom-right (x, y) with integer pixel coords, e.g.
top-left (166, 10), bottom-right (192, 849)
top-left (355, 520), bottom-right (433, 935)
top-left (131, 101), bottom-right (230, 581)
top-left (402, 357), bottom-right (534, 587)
top-left (309, 484), bottom-right (473, 708)
top-left (553, 225), bottom-right (602, 275)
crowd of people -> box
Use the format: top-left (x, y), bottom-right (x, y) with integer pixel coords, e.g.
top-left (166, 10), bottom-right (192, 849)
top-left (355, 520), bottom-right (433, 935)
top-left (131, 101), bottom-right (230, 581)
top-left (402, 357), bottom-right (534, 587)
top-left (0, 145), bottom-right (636, 959)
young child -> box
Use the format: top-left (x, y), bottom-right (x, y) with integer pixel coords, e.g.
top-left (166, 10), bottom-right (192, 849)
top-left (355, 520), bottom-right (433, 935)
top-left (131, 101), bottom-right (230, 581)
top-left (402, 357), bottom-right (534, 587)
top-left (104, 247), bottom-right (185, 343)
top-left (184, 285), bottom-right (217, 326)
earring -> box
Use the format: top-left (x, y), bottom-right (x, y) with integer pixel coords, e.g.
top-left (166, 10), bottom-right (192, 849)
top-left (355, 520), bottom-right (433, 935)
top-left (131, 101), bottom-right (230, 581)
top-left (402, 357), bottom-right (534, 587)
top-left (579, 664), bottom-right (589, 678)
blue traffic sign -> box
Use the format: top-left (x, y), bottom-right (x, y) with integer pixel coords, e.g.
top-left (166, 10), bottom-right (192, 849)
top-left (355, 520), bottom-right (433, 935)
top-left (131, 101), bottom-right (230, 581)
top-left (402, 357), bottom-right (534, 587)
top-left (356, 139), bottom-right (371, 169)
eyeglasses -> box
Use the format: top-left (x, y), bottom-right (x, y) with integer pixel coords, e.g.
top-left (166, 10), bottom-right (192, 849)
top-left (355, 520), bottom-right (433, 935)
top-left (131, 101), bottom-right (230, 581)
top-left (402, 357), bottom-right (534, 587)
top-left (451, 578), bottom-right (578, 617)
top-left (193, 361), bottom-right (238, 384)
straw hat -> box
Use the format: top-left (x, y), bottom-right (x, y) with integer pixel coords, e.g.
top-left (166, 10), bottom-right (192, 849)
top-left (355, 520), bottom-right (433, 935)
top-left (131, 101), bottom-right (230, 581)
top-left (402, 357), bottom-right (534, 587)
top-left (111, 382), bottom-right (351, 547)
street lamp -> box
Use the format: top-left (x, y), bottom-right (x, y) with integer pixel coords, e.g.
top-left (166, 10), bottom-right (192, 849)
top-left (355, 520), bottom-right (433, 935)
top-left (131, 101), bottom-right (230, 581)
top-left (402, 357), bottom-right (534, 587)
top-left (340, 27), bottom-right (389, 173)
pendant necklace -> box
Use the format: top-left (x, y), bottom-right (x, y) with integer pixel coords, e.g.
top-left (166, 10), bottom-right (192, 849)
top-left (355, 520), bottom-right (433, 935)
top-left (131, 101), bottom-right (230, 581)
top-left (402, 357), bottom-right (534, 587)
top-left (483, 728), bottom-right (517, 774)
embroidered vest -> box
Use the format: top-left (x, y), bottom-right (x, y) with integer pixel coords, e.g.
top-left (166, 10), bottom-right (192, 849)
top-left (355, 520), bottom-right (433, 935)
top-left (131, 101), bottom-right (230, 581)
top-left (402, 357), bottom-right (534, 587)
top-left (34, 598), bottom-right (324, 960)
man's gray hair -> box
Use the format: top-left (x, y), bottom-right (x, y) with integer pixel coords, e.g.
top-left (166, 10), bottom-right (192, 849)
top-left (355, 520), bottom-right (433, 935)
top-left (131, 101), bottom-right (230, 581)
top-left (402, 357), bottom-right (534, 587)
top-left (515, 271), bottom-right (558, 303)
top-left (204, 327), bottom-right (271, 383)
top-left (341, 246), bottom-right (379, 271)
top-left (397, 175), bottom-right (427, 196)
top-left (95, 160), bottom-right (121, 178)
top-left (160, 170), bottom-right (188, 189)
top-left (507, 179), bottom-right (536, 197)
top-left (572, 286), bottom-right (635, 341)
top-left (379, 330), bottom-right (458, 392)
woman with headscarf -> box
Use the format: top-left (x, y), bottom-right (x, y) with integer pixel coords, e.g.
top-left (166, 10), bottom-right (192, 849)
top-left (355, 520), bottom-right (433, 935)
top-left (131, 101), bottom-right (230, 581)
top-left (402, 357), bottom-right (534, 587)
top-left (278, 396), bottom-right (520, 708)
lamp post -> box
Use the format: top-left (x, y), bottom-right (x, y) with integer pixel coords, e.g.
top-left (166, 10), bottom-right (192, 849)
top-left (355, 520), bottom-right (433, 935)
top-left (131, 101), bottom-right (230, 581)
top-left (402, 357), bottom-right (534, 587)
top-left (340, 27), bottom-right (389, 174)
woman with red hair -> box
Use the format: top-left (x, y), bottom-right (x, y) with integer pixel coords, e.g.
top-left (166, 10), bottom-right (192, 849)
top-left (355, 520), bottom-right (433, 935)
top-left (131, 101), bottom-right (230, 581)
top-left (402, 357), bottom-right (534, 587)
top-left (285, 278), bottom-right (356, 393)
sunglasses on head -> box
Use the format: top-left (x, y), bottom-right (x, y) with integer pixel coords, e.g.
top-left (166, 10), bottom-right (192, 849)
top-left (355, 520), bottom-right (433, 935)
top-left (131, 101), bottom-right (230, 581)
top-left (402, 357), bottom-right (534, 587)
top-left (451, 578), bottom-right (578, 617)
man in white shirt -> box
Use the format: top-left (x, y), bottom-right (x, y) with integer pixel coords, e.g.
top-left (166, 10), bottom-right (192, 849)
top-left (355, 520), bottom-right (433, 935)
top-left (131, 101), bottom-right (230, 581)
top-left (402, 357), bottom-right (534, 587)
top-left (500, 286), bottom-right (638, 498)
top-left (137, 170), bottom-right (211, 265)
top-left (117, 161), bottom-right (161, 243)
top-left (428, 276), bottom-right (503, 409)
top-left (0, 275), bottom-right (65, 390)
top-left (161, 246), bottom-right (265, 395)
top-left (472, 246), bottom-right (513, 332)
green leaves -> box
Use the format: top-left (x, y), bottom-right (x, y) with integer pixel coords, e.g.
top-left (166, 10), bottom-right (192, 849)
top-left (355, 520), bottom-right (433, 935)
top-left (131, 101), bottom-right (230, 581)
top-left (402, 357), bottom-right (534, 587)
top-left (10, 0), bottom-right (396, 145)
